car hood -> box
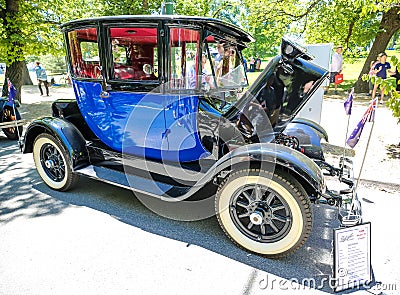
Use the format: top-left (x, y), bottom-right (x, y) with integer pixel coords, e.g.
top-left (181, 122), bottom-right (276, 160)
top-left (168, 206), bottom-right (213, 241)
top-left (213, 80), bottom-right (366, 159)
top-left (225, 47), bottom-right (328, 137)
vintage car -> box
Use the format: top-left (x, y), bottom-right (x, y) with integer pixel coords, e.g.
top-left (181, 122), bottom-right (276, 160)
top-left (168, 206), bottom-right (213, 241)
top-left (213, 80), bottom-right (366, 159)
top-left (22, 16), bottom-right (360, 257)
top-left (0, 97), bottom-right (23, 140)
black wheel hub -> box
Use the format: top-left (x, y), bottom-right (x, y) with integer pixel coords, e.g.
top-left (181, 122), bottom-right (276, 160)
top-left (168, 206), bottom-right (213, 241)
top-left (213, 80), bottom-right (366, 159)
top-left (40, 143), bottom-right (65, 182)
top-left (229, 184), bottom-right (292, 243)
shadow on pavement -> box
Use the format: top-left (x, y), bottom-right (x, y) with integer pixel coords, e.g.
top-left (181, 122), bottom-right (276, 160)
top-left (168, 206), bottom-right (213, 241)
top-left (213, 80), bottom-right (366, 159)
top-left (386, 143), bottom-right (400, 159)
top-left (33, 174), bottom-right (342, 293)
top-left (1, 137), bottom-right (359, 294)
top-left (0, 138), bottom-right (69, 223)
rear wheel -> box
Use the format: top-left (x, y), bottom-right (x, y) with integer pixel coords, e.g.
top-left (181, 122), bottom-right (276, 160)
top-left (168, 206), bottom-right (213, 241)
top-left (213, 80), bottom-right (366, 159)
top-left (33, 133), bottom-right (79, 191)
top-left (215, 169), bottom-right (312, 258)
top-left (1, 107), bottom-right (23, 140)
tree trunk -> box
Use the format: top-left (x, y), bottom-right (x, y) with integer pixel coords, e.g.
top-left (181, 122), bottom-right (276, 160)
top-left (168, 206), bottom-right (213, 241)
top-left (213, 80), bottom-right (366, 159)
top-left (390, 31), bottom-right (399, 48)
top-left (1, 0), bottom-right (23, 102)
top-left (2, 62), bottom-right (24, 102)
top-left (354, 6), bottom-right (400, 93)
top-left (22, 62), bottom-right (33, 85)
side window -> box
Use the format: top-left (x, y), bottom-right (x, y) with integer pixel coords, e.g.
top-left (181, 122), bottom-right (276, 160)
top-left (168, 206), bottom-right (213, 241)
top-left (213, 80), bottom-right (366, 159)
top-left (169, 28), bottom-right (200, 89)
top-left (68, 28), bottom-right (100, 79)
top-left (109, 27), bottom-right (158, 81)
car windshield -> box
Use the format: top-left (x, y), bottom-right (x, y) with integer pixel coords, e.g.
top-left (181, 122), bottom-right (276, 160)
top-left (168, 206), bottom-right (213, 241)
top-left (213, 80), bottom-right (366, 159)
top-left (198, 34), bottom-right (248, 113)
top-left (204, 35), bottom-right (248, 90)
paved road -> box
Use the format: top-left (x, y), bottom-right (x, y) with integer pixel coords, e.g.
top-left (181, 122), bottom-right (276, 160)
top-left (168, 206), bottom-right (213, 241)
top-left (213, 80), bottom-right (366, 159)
top-left (0, 135), bottom-right (399, 295)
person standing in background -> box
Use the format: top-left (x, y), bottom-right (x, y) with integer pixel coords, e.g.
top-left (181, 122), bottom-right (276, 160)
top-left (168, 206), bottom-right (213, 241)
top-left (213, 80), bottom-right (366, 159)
top-left (255, 58), bottom-right (261, 71)
top-left (242, 57), bottom-right (247, 72)
top-left (34, 61), bottom-right (50, 96)
top-left (372, 52), bottom-right (394, 104)
top-left (249, 57), bottom-right (255, 72)
top-left (329, 45), bottom-right (343, 95)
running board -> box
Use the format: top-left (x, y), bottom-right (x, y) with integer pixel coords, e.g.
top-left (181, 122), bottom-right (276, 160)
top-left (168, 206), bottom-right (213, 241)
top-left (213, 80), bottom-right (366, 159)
top-left (75, 165), bottom-right (191, 199)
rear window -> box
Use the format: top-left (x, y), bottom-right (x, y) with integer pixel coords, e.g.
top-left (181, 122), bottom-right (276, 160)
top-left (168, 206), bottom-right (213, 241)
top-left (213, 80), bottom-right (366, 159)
top-left (109, 27), bottom-right (159, 81)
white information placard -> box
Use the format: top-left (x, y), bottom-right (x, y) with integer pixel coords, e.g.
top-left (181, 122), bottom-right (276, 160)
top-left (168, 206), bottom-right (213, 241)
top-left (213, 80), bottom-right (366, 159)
top-left (333, 223), bottom-right (371, 292)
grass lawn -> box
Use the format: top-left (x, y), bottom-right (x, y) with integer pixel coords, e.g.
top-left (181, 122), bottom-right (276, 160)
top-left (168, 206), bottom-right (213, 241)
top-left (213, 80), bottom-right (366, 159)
top-left (246, 59), bottom-right (271, 85)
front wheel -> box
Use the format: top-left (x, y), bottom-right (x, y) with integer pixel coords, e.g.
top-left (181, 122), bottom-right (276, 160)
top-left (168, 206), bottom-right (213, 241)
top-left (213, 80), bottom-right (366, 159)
top-left (33, 133), bottom-right (79, 191)
top-left (215, 169), bottom-right (312, 258)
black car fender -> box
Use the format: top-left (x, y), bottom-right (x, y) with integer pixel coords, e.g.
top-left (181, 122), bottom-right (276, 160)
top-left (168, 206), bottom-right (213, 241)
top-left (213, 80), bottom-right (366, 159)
top-left (22, 117), bottom-right (89, 170)
top-left (290, 117), bottom-right (329, 142)
top-left (191, 143), bottom-right (325, 199)
top-left (284, 118), bottom-right (329, 161)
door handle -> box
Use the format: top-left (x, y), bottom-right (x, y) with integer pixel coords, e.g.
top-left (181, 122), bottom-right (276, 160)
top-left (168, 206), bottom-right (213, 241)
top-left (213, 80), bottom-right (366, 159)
top-left (100, 91), bottom-right (110, 98)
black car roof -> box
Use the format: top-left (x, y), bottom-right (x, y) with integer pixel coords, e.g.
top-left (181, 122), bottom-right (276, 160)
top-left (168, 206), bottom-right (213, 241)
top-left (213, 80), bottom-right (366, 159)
top-left (60, 15), bottom-right (254, 44)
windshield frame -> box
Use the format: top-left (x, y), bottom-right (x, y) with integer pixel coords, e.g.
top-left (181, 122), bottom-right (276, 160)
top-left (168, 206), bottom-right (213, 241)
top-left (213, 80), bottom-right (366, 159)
top-left (203, 32), bottom-right (249, 92)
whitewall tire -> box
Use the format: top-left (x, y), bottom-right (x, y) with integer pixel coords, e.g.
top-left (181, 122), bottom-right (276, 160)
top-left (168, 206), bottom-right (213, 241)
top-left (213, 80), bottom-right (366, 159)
top-left (33, 133), bottom-right (79, 191)
top-left (216, 169), bottom-right (312, 258)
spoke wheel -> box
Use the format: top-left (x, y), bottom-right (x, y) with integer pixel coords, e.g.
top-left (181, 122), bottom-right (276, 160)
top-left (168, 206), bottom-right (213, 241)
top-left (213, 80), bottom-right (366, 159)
top-left (40, 142), bottom-right (66, 182)
top-left (230, 184), bottom-right (292, 243)
top-left (33, 133), bottom-right (79, 191)
top-left (1, 107), bottom-right (23, 140)
top-left (216, 169), bottom-right (312, 258)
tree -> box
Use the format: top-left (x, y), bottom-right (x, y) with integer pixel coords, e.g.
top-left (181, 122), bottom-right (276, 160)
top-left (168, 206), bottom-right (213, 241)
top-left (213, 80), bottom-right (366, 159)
top-left (298, 0), bottom-right (400, 120)
top-left (354, 5), bottom-right (400, 92)
top-left (241, 0), bottom-right (335, 58)
top-left (1, 0), bottom-right (24, 101)
top-left (0, 0), bottom-right (102, 102)
top-left (298, 1), bottom-right (400, 94)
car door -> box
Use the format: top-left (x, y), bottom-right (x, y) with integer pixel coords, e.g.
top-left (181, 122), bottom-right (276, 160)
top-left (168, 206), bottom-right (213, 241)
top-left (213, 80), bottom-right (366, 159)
top-left (67, 24), bottom-right (168, 160)
top-left (163, 26), bottom-right (211, 163)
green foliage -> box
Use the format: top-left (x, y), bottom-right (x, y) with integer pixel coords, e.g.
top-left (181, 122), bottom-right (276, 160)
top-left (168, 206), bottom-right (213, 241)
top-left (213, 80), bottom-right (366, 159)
top-left (301, 0), bottom-right (380, 54)
top-left (100, 0), bottom-right (162, 15)
top-left (0, 0), bottom-right (102, 65)
top-left (241, 0), bottom-right (304, 58)
top-left (174, 0), bottom-right (211, 16)
top-left (387, 56), bottom-right (400, 122)
top-left (388, 90), bottom-right (400, 121)
top-left (31, 54), bottom-right (67, 74)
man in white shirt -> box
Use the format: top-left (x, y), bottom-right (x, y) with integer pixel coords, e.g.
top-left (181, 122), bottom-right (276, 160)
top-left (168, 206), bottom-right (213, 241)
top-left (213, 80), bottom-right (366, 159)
top-left (329, 45), bottom-right (343, 95)
top-left (34, 61), bottom-right (50, 96)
